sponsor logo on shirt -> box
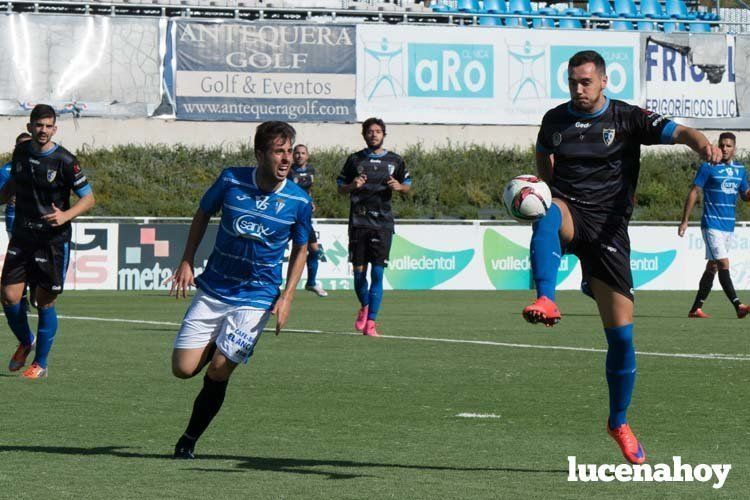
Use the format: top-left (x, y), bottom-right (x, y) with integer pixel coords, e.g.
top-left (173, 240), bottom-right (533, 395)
top-left (553, 132), bottom-right (563, 146)
top-left (233, 215), bottom-right (275, 241)
top-left (255, 196), bottom-right (270, 211)
top-left (721, 178), bottom-right (740, 194)
top-left (575, 122), bottom-right (591, 128)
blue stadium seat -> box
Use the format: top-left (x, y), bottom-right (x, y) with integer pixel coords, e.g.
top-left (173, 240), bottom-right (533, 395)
top-left (614, 0), bottom-right (637, 16)
top-left (483, 0), bottom-right (507, 13)
top-left (588, 0), bottom-right (613, 17)
top-left (532, 7), bottom-right (556, 28)
top-left (458, 0), bottom-right (480, 12)
top-left (432, 2), bottom-right (457, 12)
top-left (612, 19), bottom-right (634, 29)
top-left (559, 7), bottom-right (585, 29)
top-left (506, 0), bottom-right (531, 27)
top-left (689, 19), bottom-right (711, 32)
top-left (639, 0), bottom-right (668, 30)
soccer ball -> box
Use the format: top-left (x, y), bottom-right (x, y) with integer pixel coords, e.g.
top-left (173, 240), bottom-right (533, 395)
top-left (502, 175), bottom-right (552, 223)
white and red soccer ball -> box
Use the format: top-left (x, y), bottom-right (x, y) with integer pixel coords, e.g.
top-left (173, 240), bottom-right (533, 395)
top-left (502, 175), bottom-right (552, 223)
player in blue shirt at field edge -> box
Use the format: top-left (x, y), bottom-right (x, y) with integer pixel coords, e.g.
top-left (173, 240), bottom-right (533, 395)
top-left (678, 132), bottom-right (750, 319)
top-left (525, 50), bottom-right (722, 465)
top-left (166, 121), bottom-right (313, 460)
top-left (0, 132), bottom-right (32, 236)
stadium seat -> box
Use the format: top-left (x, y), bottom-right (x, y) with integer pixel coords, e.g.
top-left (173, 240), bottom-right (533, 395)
top-left (483, 0), bottom-right (506, 13)
top-left (587, 0), bottom-right (613, 29)
top-left (458, 0), bottom-right (480, 12)
top-left (506, 0), bottom-right (531, 27)
top-left (532, 7), bottom-right (556, 28)
top-left (639, 0), bottom-right (669, 30)
top-left (432, 1), bottom-right (458, 12)
top-left (559, 7), bottom-right (585, 29)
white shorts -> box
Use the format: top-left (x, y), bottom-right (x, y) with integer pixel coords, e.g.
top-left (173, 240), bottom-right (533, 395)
top-left (173, 290), bottom-right (271, 365)
top-left (702, 228), bottom-right (733, 261)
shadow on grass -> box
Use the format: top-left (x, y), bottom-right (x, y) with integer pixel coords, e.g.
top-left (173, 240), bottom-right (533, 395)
top-left (0, 445), bottom-right (567, 479)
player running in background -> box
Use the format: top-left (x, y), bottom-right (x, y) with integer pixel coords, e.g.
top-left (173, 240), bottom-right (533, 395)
top-left (166, 121), bottom-right (312, 459)
top-left (289, 144), bottom-right (327, 297)
top-left (678, 132), bottom-right (750, 319)
top-left (1, 133), bottom-right (34, 310)
top-left (337, 118), bottom-right (411, 337)
top-left (1, 104), bottom-right (96, 379)
top-left (523, 51), bottom-right (721, 464)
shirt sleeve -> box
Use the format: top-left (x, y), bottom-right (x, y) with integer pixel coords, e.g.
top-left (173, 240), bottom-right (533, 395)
top-left (396, 157), bottom-right (412, 185)
top-left (535, 111), bottom-right (554, 154)
top-left (336, 155), bottom-right (356, 186)
top-left (693, 163), bottom-right (710, 188)
top-left (628, 107), bottom-right (677, 146)
top-left (199, 169), bottom-right (228, 215)
top-left (740, 167), bottom-right (749, 193)
top-left (61, 155), bottom-right (92, 198)
top-left (0, 163), bottom-right (11, 189)
top-left (291, 200), bottom-right (313, 246)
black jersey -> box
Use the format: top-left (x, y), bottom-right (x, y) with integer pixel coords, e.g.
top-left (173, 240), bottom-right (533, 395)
top-left (337, 149), bottom-right (411, 230)
top-left (536, 98), bottom-right (676, 219)
top-left (10, 141), bottom-right (91, 243)
top-left (288, 164), bottom-right (316, 194)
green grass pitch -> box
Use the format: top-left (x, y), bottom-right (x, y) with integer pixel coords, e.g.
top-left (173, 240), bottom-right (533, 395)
top-left (0, 290), bottom-right (747, 499)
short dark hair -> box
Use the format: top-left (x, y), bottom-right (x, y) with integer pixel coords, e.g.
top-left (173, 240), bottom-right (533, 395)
top-left (362, 117), bottom-right (386, 136)
top-left (718, 132), bottom-right (736, 144)
top-left (294, 144), bottom-right (308, 152)
top-left (254, 121), bottom-right (296, 154)
top-left (30, 104), bottom-right (56, 124)
top-left (568, 50), bottom-right (606, 76)
top-left (15, 132), bottom-right (31, 144)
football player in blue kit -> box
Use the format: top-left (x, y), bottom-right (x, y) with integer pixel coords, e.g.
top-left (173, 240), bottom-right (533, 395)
top-left (166, 121), bottom-right (313, 459)
top-left (679, 132), bottom-right (750, 319)
top-left (523, 51), bottom-right (722, 464)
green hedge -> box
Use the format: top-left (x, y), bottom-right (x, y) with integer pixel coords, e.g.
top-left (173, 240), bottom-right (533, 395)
top-left (3, 144), bottom-right (747, 221)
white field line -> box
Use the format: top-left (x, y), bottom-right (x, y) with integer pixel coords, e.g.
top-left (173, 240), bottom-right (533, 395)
top-left (54, 314), bottom-right (750, 362)
top-left (456, 413), bottom-right (502, 419)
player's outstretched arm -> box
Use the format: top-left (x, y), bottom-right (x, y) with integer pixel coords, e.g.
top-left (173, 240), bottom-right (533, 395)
top-left (679, 185), bottom-right (701, 237)
top-left (272, 242), bottom-right (308, 335)
top-left (164, 208), bottom-right (211, 299)
top-left (673, 126), bottom-right (722, 164)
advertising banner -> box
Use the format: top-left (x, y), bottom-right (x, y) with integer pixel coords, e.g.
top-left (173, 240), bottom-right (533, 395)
top-left (0, 14), bottom-right (162, 117)
top-left (355, 25), bottom-right (640, 125)
top-left (172, 21), bottom-right (356, 122)
top-left (644, 35), bottom-right (738, 119)
top-left (0, 223), bottom-right (118, 290)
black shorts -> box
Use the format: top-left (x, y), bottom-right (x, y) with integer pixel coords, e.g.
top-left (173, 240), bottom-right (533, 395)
top-left (308, 227), bottom-right (318, 244)
top-left (1, 237), bottom-right (70, 294)
top-left (348, 226), bottom-right (393, 267)
top-left (565, 204), bottom-right (634, 301)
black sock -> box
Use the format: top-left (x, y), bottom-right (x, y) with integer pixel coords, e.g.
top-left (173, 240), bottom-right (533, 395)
top-left (691, 270), bottom-right (715, 312)
top-left (184, 373), bottom-right (229, 442)
top-left (718, 269), bottom-right (740, 311)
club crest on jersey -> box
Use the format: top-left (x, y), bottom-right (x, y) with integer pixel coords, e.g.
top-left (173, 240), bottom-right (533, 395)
top-left (275, 199), bottom-right (285, 214)
top-left (387, 164), bottom-right (395, 176)
top-left (46, 170), bottom-right (57, 182)
top-left (255, 196), bottom-right (269, 211)
top-left (552, 132), bottom-right (563, 147)
top-left (603, 128), bottom-right (616, 146)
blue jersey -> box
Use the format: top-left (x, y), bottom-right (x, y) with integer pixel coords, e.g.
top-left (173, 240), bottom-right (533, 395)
top-left (0, 161), bottom-right (15, 233)
top-left (196, 167), bottom-right (313, 308)
top-left (693, 161), bottom-right (748, 232)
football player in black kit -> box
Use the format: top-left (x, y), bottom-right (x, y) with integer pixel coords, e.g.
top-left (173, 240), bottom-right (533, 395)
top-left (289, 144), bottom-right (327, 297)
top-left (337, 118), bottom-right (411, 337)
top-left (522, 51), bottom-right (721, 464)
top-left (1, 104), bottom-right (95, 378)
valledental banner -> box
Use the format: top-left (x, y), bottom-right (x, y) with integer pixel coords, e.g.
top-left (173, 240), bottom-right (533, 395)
top-left (172, 20), bottom-right (356, 122)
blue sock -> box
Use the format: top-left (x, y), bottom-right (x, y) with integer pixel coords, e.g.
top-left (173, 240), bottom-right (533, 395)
top-left (34, 307), bottom-right (58, 369)
top-left (305, 249), bottom-right (320, 288)
top-left (367, 265), bottom-right (385, 321)
top-left (605, 324), bottom-right (636, 428)
top-left (353, 269), bottom-right (370, 308)
top-left (530, 203), bottom-right (562, 300)
top-left (3, 303), bottom-right (34, 346)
